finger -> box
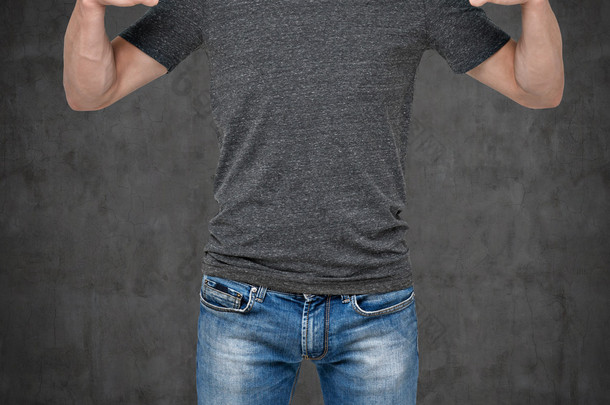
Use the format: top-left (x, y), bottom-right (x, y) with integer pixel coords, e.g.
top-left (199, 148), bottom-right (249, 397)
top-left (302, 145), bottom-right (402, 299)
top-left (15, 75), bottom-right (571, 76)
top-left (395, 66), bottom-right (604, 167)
top-left (470, 0), bottom-right (528, 6)
top-left (98, 0), bottom-right (158, 7)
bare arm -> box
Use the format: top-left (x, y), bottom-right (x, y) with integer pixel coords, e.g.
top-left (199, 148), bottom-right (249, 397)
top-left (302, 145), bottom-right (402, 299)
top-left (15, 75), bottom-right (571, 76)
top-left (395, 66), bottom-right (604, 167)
top-left (467, 0), bottom-right (564, 109)
top-left (63, 0), bottom-right (167, 111)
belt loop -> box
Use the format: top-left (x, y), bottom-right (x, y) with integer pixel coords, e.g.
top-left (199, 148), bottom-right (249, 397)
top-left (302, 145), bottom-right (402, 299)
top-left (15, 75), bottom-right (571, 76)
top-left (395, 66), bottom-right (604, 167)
top-left (341, 294), bottom-right (350, 303)
top-left (255, 286), bottom-right (267, 302)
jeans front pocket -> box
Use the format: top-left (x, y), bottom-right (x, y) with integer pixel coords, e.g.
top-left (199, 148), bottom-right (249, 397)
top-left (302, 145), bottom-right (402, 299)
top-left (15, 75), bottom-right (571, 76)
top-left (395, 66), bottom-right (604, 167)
top-left (350, 285), bottom-right (415, 317)
top-left (199, 274), bottom-right (257, 314)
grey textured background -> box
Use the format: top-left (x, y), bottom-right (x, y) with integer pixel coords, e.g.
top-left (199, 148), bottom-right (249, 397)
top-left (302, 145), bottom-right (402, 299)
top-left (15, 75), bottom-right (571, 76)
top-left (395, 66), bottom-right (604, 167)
top-left (1, 1), bottom-right (608, 404)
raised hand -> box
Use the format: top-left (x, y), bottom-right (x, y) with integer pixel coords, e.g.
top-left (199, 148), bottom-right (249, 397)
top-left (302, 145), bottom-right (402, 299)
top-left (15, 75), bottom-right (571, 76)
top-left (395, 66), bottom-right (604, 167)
top-left (469, 0), bottom-right (532, 6)
top-left (64, 0), bottom-right (167, 110)
top-left (465, 0), bottom-right (563, 108)
top-left (81, 0), bottom-right (159, 8)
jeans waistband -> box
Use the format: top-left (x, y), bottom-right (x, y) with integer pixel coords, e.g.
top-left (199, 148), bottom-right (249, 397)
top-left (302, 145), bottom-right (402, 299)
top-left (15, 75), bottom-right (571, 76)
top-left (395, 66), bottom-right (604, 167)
top-left (254, 285), bottom-right (268, 303)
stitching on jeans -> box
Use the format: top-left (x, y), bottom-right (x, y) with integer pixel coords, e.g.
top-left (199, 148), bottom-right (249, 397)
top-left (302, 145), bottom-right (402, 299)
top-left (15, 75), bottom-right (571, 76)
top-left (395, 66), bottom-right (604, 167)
top-left (204, 279), bottom-right (243, 303)
top-left (350, 290), bottom-right (415, 317)
top-left (204, 273), bottom-right (254, 291)
top-left (199, 287), bottom-right (256, 314)
top-left (309, 296), bottom-right (331, 361)
top-left (302, 301), bottom-right (310, 359)
top-left (254, 286), bottom-right (265, 302)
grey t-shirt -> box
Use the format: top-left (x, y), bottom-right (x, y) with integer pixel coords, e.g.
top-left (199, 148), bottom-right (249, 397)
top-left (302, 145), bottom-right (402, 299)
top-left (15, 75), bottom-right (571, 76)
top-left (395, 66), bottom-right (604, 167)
top-left (119, 0), bottom-right (510, 295)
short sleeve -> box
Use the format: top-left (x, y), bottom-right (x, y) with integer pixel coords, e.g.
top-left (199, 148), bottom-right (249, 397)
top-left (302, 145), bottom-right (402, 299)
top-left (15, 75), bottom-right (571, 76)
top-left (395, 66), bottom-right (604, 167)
top-left (118, 0), bottom-right (205, 73)
top-left (425, 0), bottom-right (511, 74)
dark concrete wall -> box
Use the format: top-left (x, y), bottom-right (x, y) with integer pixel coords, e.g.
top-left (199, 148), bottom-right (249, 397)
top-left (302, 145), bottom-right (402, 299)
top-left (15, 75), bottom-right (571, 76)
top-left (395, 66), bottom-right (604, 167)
top-left (1, 1), bottom-right (608, 404)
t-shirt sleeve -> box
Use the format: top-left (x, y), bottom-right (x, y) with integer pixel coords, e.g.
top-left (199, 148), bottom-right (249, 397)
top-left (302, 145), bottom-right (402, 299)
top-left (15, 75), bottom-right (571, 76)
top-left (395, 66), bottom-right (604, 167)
top-left (118, 0), bottom-right (205, 73)
top-left (425, 0), bottom-right (511, 74)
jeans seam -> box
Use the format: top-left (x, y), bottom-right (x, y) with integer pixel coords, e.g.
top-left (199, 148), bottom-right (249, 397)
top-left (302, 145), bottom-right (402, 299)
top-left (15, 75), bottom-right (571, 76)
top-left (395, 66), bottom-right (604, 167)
top-left (309, 296), bottom-right (330, 361)
top-left (301, 301), bottom-right (310, 359)
top-left (350, 291), bottom-right (415, 317)
top-left (199, 287), bottom-right (257, 313)
top-left (203, 279), bottom-right (243, 307)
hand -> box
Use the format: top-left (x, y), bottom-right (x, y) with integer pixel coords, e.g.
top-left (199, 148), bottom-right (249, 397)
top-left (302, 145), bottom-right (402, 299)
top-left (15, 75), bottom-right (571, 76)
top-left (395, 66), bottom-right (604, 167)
top-left (78, 0), bottom-right (159, 13)
top-left (469, 0), bottom-right (541, 6)
top-left (97, 0), bottom-right (159, 5)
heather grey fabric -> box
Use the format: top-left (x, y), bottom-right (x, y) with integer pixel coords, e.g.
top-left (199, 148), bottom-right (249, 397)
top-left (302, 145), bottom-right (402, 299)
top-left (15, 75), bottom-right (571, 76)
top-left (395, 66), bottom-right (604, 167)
top-left (119, 0), bottom-right (510, 295)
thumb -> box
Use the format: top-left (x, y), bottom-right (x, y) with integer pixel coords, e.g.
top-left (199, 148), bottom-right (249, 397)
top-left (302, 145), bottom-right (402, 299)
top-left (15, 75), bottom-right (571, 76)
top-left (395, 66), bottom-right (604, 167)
top-left (469, 0), bottom-right (488, 6)
top-left (140, 0), bottom-right (159, 6)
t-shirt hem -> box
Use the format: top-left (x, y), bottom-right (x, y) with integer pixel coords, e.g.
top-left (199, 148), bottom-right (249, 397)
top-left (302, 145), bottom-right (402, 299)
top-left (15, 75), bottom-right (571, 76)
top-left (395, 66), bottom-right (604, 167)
top-left (118, 32), bottom-right (175, 73)
top-left (200, 257), bottom-right (414, 295)
top-left (452, 33), bottom-right (511, 75)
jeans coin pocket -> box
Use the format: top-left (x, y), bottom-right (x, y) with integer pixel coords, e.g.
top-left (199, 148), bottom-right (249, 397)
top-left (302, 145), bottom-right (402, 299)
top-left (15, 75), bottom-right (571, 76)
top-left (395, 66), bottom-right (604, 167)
top-left (199, 275), bottom-right (255, 313)
top-left (350, 285), bottom-right (415, 317)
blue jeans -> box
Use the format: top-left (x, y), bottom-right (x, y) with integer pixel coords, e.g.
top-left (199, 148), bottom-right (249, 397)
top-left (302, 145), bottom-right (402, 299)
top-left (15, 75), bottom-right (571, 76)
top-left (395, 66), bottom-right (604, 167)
top-left (196, 274), bottom-right (419, 404)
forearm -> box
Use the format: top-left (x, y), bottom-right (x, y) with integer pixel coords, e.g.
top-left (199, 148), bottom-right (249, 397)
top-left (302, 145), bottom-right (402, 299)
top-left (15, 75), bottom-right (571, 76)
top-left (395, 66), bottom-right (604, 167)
top-left (63, 0), bottom-right (116, 110)
top-left (515, 0), bottom-right (564, 103)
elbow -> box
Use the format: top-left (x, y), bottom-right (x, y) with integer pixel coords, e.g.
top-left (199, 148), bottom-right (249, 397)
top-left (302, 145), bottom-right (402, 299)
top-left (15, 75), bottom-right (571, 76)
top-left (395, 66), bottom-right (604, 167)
top-left (545, 91), bottom-right (563, 109)
top-left (523, 92), bottom-right (562, 110)
top-left (64, 88), bottom-right (106, 111)
top-left (65, 94), bottom-right (87, 111)
top-left (63, 77), bottom-right (110, 111)
top-left (549, 79), bottom-right (565, 108)
top-left (519, 80), bottom-right (564, 110)
top-left (65, 93), bottom-right (107, 112)
top-left (541, 78), bottom-right (565, 108)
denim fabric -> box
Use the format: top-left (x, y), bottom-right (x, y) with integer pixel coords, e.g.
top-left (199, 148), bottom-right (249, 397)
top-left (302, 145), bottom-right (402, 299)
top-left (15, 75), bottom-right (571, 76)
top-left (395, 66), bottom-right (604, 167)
top-left (196, 273), bottom-right (419, 404)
